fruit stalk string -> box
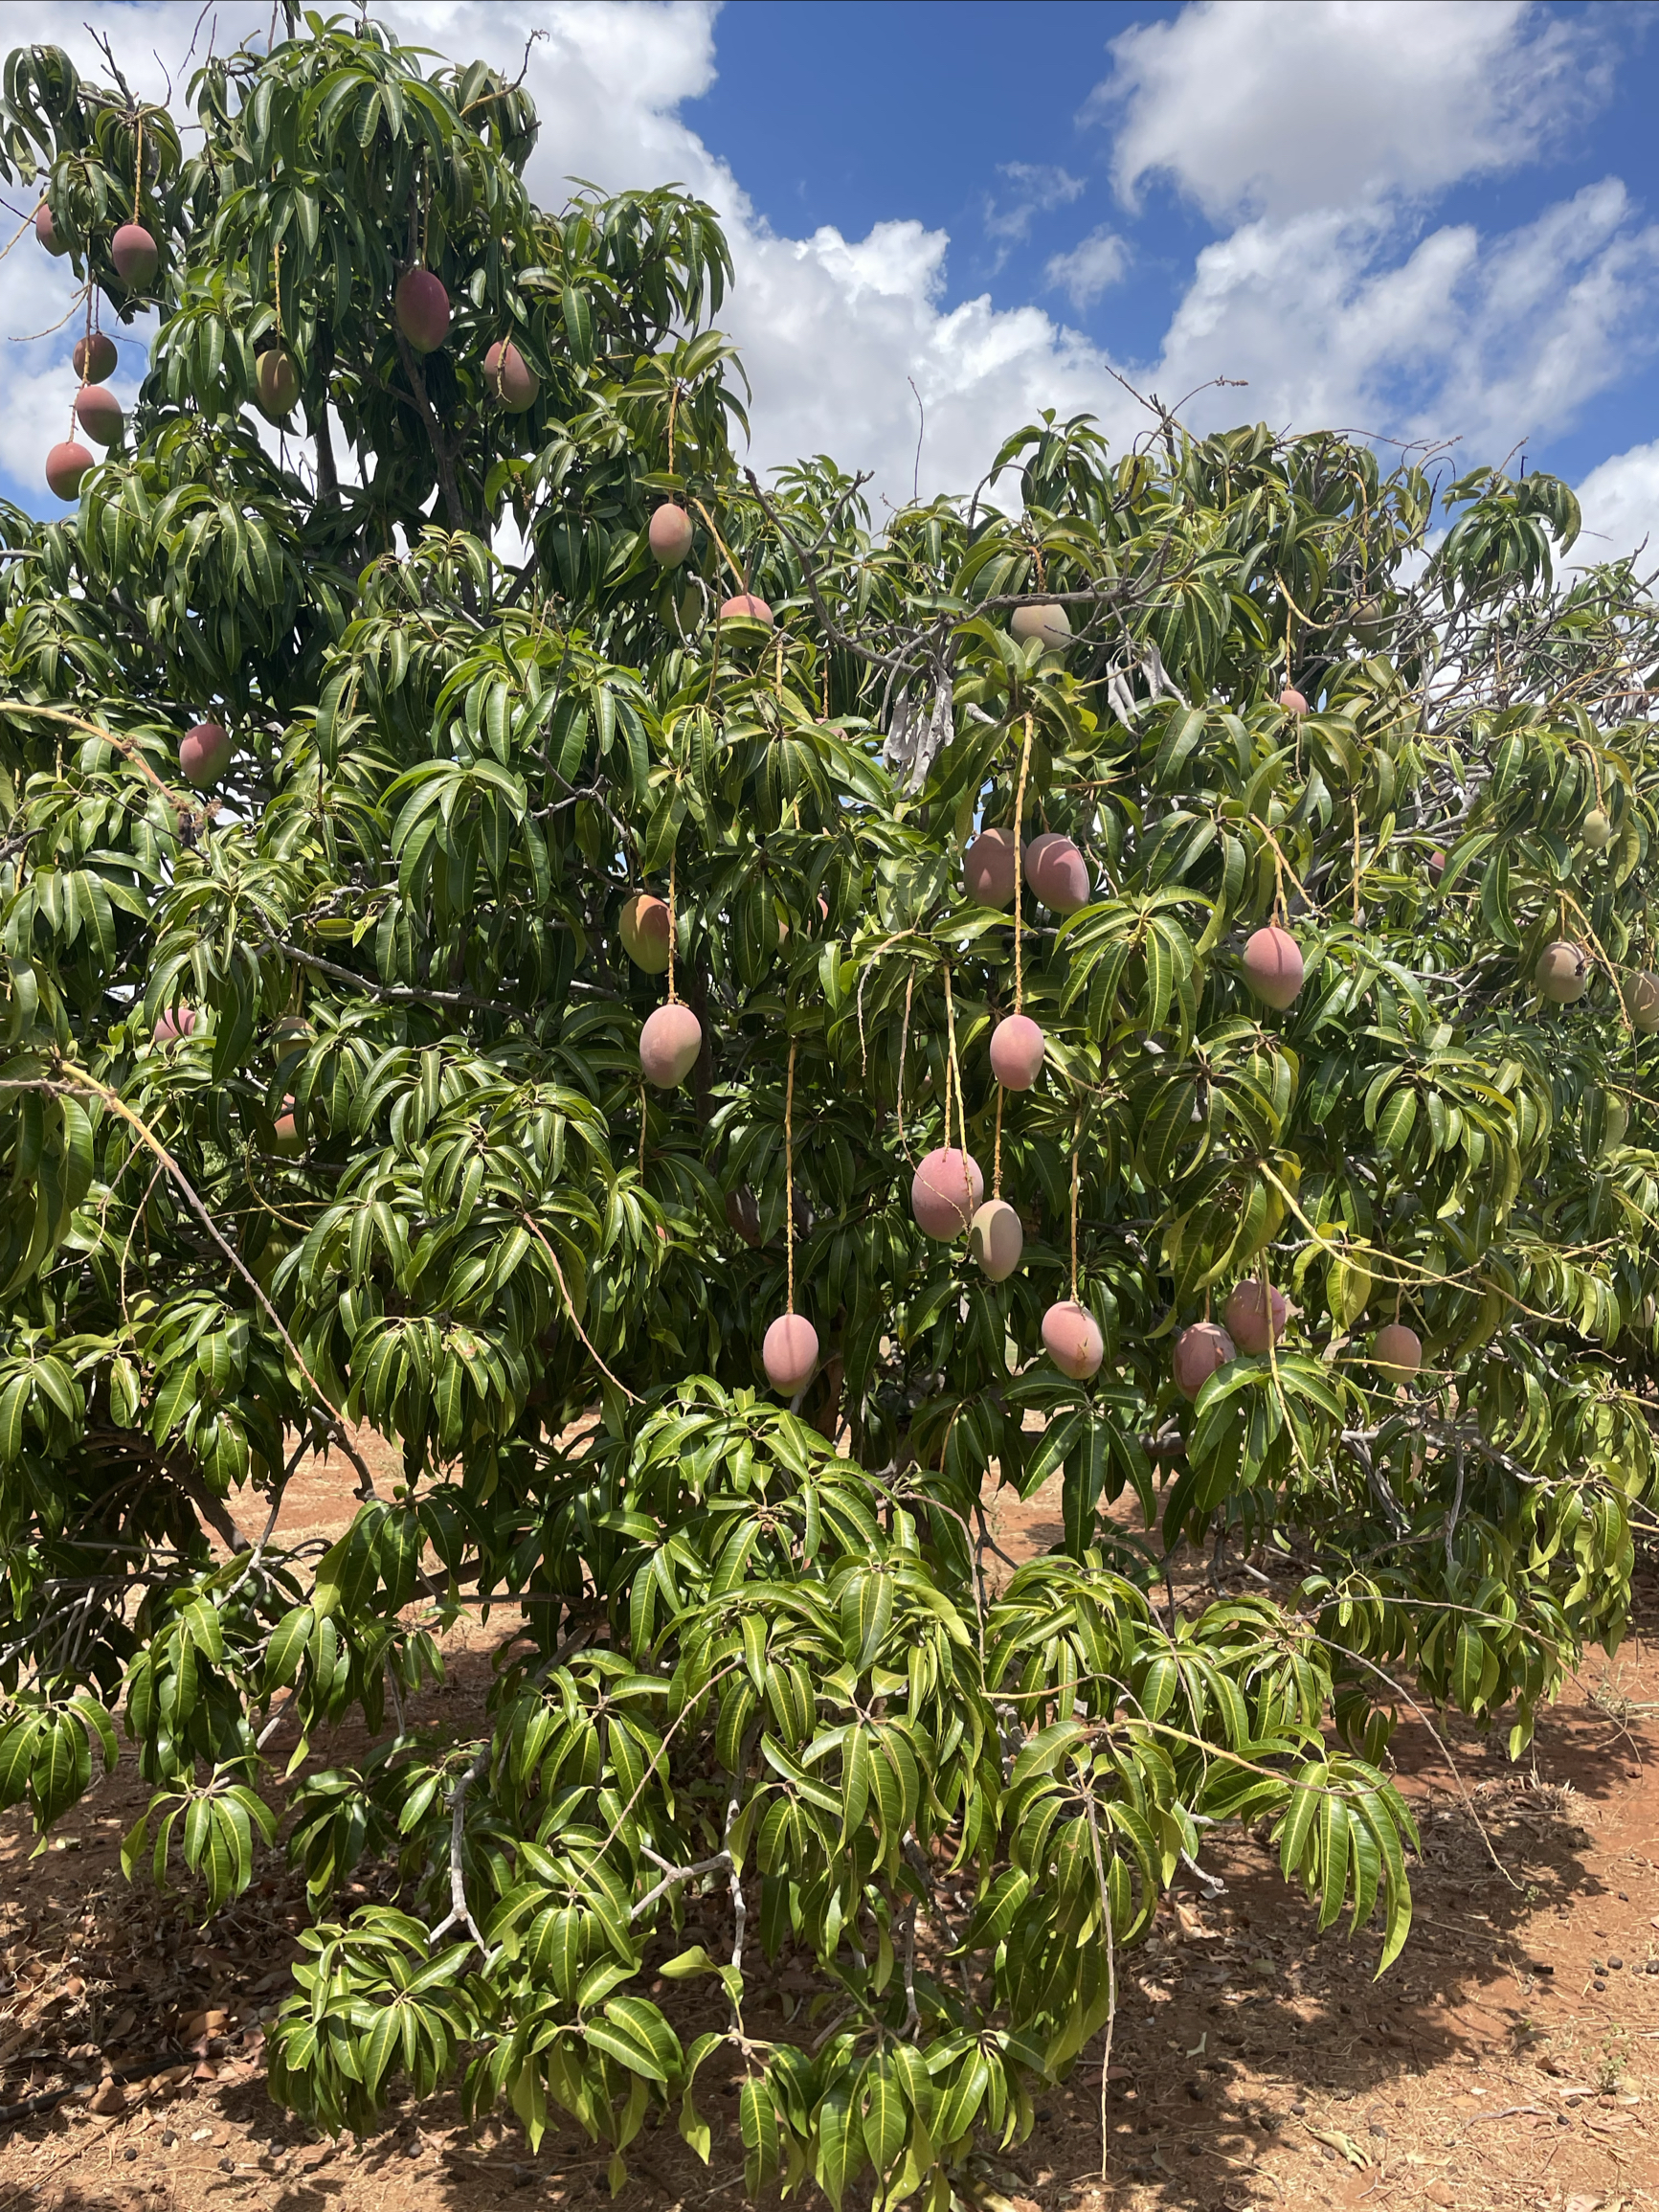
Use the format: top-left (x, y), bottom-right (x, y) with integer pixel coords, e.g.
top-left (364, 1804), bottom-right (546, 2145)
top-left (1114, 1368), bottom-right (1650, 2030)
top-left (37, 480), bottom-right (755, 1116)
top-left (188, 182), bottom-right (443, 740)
top-left (666, 378), bottom-right (678, 480)
top-left (1070, 1119), bottom-right (1081, 1304)
top-left (785, 1035), bottom-right (796, 1318)
top-left (995, 716), bottom-right (1035, 1211)
top-left (942, 960), bottom-right (970, 1214)
top-left (71, 287), bottom-right (93, 439)
top-left (131, 113), bottom-right (144, 223)
top-left (1013, 711), bottom-right (1033, 1017)
top-left (690, 499), bottom-right (748, 597)
top-left (666, 851), bottom-right (677, 1004)
top-left (896, 967), bottom-right (914, 1165)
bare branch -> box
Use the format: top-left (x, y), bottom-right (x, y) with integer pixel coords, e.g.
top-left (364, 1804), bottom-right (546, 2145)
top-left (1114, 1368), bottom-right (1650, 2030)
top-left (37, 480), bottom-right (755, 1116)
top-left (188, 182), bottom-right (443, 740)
top-left (426, 1742), bottom-right (493, 1952)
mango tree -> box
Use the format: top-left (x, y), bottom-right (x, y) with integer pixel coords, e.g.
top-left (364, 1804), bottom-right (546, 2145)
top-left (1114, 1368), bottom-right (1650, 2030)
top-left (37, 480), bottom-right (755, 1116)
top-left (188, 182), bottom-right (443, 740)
top-left (2, 16), bottom-right (1656, 2201)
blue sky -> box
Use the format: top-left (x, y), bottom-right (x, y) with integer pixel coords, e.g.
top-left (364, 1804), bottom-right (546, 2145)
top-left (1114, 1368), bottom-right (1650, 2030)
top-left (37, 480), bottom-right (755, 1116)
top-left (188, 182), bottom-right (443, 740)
top-left (682, 0), bottom-right (1659, 503)
top-left (4, 1), bottom-right (1659, 558)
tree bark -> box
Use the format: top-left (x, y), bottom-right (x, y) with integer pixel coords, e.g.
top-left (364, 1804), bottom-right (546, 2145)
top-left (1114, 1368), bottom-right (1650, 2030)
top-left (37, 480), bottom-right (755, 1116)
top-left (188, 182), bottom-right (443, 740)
top-left (392, 322), bottom-right (469, 534)
top-left (312, 321), bottom-right (341, 511)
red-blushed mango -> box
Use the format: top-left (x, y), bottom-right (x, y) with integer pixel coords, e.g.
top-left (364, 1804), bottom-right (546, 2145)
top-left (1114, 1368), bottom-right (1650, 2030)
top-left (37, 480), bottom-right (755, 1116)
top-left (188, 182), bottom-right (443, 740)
top-left (969, 1198), bottom-right (1022, 1282)
top-left (111, 222), bottom-right (158, 289)
top-left (1536, 939), bottom-right (1587, 1004)
top-left (1010, 601), bottom-right (1071, 653)
top-left (1242, 924), bottom-right (1304, 1010)
top-left (1174, 1320), bottom-right (1234, 1400)
top-left (649, 505), bottom-right (694, 567)
top-left (74, 332), bottom-right (117, 383)
top-left (273, 1095), bottom-right (302, 1156)
top-left (74, 384), bottom-right (122, 446)
top-left (989, 1013), bottom-right (1044, 1091)
top-left (1428, 847), bottom-right (1446, 885)
top-left (483, 339), bottom-right (538, 411)
top-left (257, 348), bottom-right (300, 419)
top-left (1023, 832), bottom-right (1090, 913)
top-left (963, 826), bottom-right (1019, 909)
top-left (1042, 1299), bottom-right (1104, 1380)
top-left (395, 269), bottom-right (450, 353)
top-left (639, 1002), bottom-right (702, 1089)
top-left (619, 892), bottom-right (672, 975)
top-left (179, 721), bottom-right (232, 788)
top-left (45, 440), bottom-right (93, 500)
top-left (35, 203), bottom-right (66, 256)
top-left (1279, 687), bottom-right (1308, 714)
top-left (911, 1147), bottom-right (983, 1240)
top-left (1371, 1322), bottom-right (1422, 1383)
top-left (1628, 971), bottom-right (1659, 1034)
top-left (1224, 1278), bottom-right (1288, 1354)
top-left (720, 593), bottom-right (773, 625)
top-left (763, 1313), bottom-right (818, 1395)
top-left (153, 1005), bottom-right (196, 1044)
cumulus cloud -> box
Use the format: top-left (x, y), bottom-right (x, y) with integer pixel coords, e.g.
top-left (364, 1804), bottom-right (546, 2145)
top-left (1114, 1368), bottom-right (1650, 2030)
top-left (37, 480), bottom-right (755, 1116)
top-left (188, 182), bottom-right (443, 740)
top-left (984, 163), bottom-right (1087, 245)
top-left (1155, 181), bottom-right (1659, 457)
top-left (0, 0), bottom-right (1652, 542)
top-left (1575, 441), bottom-right (1659, 575)
top-left (1096, 0), bottom-right (1604, 220)
top-left (0, 0), bottom-right (1136, 510)
top-left (1045, 228), bottom-right (1130, 312)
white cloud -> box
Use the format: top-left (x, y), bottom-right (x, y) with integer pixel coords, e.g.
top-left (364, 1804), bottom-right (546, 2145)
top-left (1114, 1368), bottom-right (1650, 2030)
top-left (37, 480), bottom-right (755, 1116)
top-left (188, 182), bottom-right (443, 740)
top-left (0, 229), bottom-right (152, 498)
top-left (1098, 0), bottom-right (1603, 221)
top-left (1154, 181), bottom-right (1659, 456)
top-left (1575, 441), bottom-right (1659, 574)
top-left (0, 0), bottom-right (1652, 530)
top-left (1045, 228), bottom-right (1129, 312)
top-left (984, 162), bottom-right (1086, 244)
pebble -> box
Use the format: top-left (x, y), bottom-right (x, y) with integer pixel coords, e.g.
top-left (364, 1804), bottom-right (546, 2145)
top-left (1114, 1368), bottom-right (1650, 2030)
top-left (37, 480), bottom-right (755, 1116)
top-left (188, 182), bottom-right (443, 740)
top-left (1608, 1955), bottom-right (1624, 1969)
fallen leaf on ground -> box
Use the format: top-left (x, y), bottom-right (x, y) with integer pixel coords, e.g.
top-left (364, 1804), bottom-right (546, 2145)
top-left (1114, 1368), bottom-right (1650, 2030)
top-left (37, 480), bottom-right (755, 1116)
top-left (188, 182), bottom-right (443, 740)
top-left (1304, 2124), bottom-right (1368, 2169)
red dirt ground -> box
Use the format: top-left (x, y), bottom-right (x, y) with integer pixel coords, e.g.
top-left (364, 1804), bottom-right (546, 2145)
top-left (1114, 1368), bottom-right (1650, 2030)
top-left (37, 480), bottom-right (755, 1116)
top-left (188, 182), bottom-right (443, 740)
top-left (4, 1430), bottom-right (1656, 2212)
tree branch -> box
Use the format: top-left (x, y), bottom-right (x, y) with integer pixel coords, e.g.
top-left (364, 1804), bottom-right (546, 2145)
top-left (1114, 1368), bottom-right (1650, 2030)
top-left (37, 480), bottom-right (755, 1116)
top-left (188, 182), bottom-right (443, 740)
top-left (263, 937), bottom-right (537, 1018)
top-left (311, 319), bottom-right (341, 512)
top-left (630, 1847), bottom-right (732, 1923)
top-left (741, 467), bottom-right (919, 676)
top-left (392, 319), bottom-right (469, 534)
top-left (426, 1742), bottom-right (492, 1953)
top-left (17, 1069), bottom-right (377, 1502)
